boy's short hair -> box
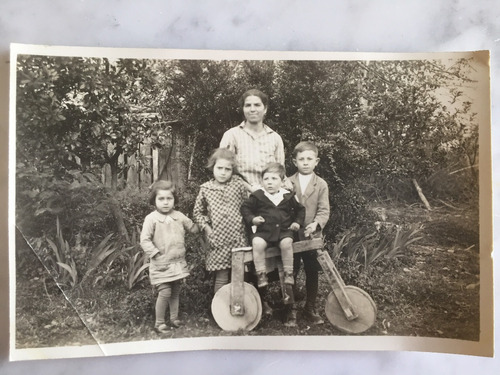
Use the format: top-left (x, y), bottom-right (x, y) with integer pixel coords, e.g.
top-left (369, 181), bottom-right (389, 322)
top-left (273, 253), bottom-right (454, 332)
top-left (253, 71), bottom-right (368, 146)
top-left (148, 180), bottom-right (178, 206)
top-left (206, 148), bottom-right (239, 174)
top-left (292, 141), bottom-right (319, 158)
top-left (261, 162), bottom-right (286, 180)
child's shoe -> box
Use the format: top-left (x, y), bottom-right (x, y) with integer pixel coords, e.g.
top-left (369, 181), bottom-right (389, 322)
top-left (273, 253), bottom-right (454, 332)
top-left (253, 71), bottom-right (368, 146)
top-left (257, 271), bottom-right (268, 288)
top-left (170, 319), bottom-right (184, 328)
top-left (284, 271), bottom-right (294, 285)
top-left (154, 323), bottom-right (169, 333)
top-left (284, 307), bottom-right (297, 327)
top-left (292, 286), bottom-right (305, 302)
top-left (304, 304), bottom-right (324, 325)
top-left (262, 301), bottom-right (273, 317)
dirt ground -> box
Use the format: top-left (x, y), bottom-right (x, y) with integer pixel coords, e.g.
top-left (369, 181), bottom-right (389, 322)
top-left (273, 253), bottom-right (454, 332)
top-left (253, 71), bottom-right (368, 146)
top-left (14, 203), bottom-right (480, 348)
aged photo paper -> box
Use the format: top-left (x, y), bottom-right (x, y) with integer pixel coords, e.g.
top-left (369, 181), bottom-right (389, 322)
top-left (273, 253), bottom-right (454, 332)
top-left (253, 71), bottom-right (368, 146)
top-left (9, 44), bottom-right (493, 360)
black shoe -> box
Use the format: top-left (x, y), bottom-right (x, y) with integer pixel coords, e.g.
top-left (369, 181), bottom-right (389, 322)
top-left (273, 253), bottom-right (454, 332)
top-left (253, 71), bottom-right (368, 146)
top-left (257, 272), bottom-right (268, 288)
top-left (304, 305), bottom-right (324, 325)
top-left (170, 319), bottom-right (184, 328)
top-left (293, 287), bottom-right (305, 302)
top-left (284, 308), bottom-right (297, 327)
top-left (154, 323), bottom-right (169, 333)
top-left (262, 301), bottom-right (273, 317)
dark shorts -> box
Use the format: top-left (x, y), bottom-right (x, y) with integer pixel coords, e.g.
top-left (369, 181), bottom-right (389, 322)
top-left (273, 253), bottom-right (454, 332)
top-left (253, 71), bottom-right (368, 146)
top-left (252, 229), bottom-right (294, 244)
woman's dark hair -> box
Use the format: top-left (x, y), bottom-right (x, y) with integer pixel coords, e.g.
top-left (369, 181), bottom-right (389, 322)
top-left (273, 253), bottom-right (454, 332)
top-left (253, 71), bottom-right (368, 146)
top-left (148, 180), bottom-right (178, 206)
top-left (207, 148), bottom-right (239, 174)
top-left (238, 89), bottom-right (269, 110)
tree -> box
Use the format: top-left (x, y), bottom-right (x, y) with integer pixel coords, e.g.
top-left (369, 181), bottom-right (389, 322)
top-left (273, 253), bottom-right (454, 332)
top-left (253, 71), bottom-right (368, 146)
top-left (16, 55), bottom-right (169, 240)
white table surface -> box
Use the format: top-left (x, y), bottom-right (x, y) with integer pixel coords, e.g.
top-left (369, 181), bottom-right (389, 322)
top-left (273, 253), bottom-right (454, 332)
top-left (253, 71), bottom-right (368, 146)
top-left (0, 1), bottom-right (498, 374)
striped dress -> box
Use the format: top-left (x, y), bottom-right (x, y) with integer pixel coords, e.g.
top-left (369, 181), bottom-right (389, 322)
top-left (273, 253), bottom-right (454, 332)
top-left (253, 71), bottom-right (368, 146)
top-left (220, 122), bottom-right (285, 186)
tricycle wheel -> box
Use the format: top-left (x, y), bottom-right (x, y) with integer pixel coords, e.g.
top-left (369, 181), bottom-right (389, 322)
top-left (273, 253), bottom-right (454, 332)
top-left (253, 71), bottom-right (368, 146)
top-left (325, 286), bottom-right (377, 334)
top-left (211, 282), bottom-right (262, 331)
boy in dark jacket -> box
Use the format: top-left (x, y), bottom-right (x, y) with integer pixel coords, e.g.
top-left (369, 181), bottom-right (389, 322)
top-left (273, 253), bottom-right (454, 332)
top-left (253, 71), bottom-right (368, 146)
top-left (241, 163), bottom-right (305, 289)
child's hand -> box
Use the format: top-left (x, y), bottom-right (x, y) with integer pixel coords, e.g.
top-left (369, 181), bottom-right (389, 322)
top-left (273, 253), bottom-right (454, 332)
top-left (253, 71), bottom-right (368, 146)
top-left (204, 225), bottom-right (213, 236)
top-left (249, 184), bottom-right (261, 193)
top-left (282, 178), bottom-right (294, 192)
top-left (289, 222), bottom-right (300, 231)
top-left (304, 222), bottom-right (319, 237)
top-left (252, 216), bottom-right (265, 226)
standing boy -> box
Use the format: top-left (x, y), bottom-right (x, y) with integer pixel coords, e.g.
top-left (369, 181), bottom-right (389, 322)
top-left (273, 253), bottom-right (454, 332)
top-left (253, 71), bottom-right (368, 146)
top-left (287, 141), bottom-right (330, 326)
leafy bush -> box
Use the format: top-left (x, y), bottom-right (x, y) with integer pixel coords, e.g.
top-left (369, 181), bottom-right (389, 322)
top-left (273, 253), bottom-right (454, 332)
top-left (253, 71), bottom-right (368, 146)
top-left (329, 223), bottom-right (423, 267)
top-left (115, 188), bottom-right (152, 235)
top-left (42, 218), bottom-right (78, 289)
top-left (16, 165), bottom-right (116, 242)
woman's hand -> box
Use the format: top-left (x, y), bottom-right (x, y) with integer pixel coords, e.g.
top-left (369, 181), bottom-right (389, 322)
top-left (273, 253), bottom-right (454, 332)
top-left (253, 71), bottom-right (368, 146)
top-left (289, 222), bottom-right (300, 231)
top-left (252, 216), bottom-right (265, 226)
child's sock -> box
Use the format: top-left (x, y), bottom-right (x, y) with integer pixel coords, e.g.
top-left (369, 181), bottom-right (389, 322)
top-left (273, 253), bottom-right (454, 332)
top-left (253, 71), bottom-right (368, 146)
top-left (169, 280), bottom-right (181, 321)
top-left (280, 240), bottom-right (294, 273)
top-left (155, 283), bottom-right (172, 326)
top-left (214, 268), bottom-right (230, 294)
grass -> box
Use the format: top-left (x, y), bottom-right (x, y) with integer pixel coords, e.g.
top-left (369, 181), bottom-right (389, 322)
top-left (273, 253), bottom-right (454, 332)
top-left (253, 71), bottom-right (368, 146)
top-left (15, 204), bottom-right (480, 347)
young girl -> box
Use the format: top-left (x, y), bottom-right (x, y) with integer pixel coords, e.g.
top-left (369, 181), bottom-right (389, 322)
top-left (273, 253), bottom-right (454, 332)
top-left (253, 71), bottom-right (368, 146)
top-left (140, 180), bottom-right (199, 333)
top-left (193, 148), bottom-right (249, 294)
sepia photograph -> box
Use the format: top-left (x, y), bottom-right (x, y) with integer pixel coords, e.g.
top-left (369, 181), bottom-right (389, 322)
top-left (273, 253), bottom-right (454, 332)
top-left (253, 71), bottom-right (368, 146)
top-left (9, 45), bottom-right (492, 359)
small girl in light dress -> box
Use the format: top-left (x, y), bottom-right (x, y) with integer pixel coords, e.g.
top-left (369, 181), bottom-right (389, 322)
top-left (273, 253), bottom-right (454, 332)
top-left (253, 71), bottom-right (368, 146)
top-left (193, 148), bottom-right (249, 294)
top-left (140, 180), bottom-right (199, 333)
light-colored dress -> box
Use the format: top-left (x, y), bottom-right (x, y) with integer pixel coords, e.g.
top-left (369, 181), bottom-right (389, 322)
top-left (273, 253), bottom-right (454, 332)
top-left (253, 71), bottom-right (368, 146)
top-left (140, 210), bottom-right (196, 285)
top-left (220, 122), bottom-right (285, 186)
top-left (193, 175), bottom-right (249, 271)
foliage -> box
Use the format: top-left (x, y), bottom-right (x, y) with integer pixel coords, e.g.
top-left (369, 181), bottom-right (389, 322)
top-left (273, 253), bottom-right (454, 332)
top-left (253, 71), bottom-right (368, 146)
top-left (44, 218), bottom-right (78, 289)
top-left (115, 187), bottom-right (152, 232)
top-left (126, 251), bottom-right (150, 290)
top-left (16, 57), bottom-right (479, 236)
top-left (15, 56), bottom-right (480, 320)
top-left (16, 55), bottom-right (167, 189)
top-left (330, 223), bottom-right (423, 267)
top-left (16, 165), bottom-right (115, 239)
top-left (80, 233), bottom-right (119, 285)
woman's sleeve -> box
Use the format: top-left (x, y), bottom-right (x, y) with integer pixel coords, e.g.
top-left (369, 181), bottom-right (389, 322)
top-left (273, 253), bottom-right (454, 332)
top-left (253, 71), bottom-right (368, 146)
top-left (220, 129), bottom-right (235, 152)
top-left (275, 134), bottom-right (285, 166)
top-left (140, 215), bottom-right (160, 258)
top-left (193, 189), bottom-right (210, 228)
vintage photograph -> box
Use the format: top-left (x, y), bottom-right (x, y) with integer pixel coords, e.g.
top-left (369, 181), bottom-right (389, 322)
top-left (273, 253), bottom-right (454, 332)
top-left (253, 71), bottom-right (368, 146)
top-left (9, 46), bottom-right (492, 359)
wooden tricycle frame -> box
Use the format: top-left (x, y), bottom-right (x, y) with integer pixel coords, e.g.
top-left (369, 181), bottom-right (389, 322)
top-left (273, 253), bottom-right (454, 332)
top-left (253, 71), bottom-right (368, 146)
top-left (211, 238), bottom-right (377, 333)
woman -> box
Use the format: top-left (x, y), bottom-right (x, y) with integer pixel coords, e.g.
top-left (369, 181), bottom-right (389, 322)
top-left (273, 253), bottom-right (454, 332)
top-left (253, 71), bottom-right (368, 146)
top-left (220, 89), bottom-right (285, 191)
top-left (219, 89), bottom-right (288, 319)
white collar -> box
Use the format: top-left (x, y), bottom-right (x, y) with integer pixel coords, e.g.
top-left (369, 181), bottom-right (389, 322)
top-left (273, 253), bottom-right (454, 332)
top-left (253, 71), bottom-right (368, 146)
top-left (263, 188), bottom-right (289, 206)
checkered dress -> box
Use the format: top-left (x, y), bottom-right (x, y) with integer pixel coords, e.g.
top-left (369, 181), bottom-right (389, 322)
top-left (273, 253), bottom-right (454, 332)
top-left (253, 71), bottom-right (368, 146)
top-left (193, 175), bottom-right (249, 271)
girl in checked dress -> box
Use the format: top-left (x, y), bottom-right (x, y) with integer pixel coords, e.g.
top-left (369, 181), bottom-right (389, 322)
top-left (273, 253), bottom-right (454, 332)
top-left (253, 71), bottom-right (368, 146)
top-left (193, 148), bottom-right (249, 294)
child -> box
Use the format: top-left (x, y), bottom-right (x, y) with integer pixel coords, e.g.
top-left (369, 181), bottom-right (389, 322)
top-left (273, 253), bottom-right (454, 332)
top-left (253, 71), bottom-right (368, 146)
top-left (288, 141), bottom-right (330, 326)
top-left (193, 148), bottom-right (249, 294)
top-left (140, 180), bottom-right (199, 333)
top-left (241, 162), bottom-right (305, 291)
